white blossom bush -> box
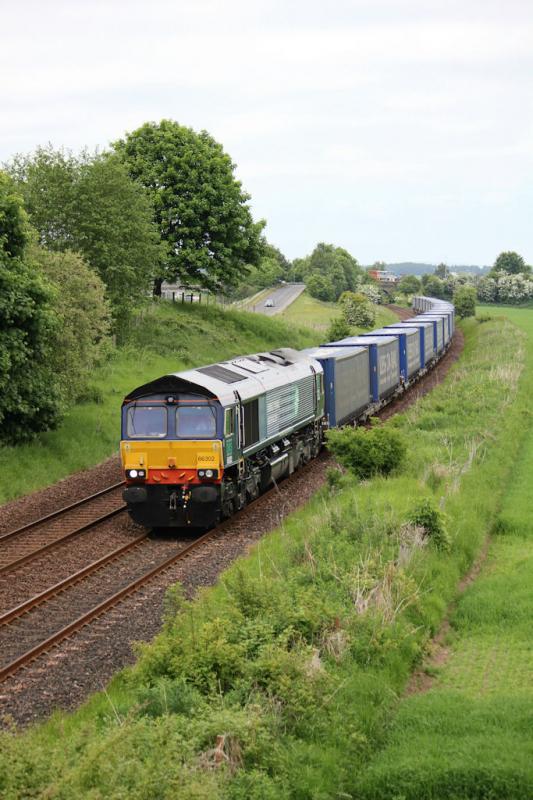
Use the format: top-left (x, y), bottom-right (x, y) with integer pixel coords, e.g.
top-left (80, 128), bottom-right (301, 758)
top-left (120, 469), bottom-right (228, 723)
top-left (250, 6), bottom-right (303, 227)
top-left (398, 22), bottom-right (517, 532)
top-left (496, 273), bottom-right (533, 303)
top-left (476, 277), bottom-right (497, 302)
top-left (355, 282), bottom-right (382, 304)
top-left (477, 272), bottom-right (533, 304)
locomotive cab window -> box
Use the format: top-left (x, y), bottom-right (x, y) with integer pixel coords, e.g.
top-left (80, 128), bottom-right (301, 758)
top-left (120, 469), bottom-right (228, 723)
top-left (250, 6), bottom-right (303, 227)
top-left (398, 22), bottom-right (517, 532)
top-left (176, 405), bottom-right (217, 438)
top-left (127, 406), bottom-right (167, 438)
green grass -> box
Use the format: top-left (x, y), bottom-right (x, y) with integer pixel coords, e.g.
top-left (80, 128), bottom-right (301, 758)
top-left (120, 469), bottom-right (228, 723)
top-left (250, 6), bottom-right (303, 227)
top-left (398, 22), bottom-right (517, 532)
top-left (354, 306), bottom-right (533, 799)
top-left (281, 290), bottom-right (399, 332)
top-left (1, 313), bottom-right (530, 799)
top-left (0, 301), bottom-right (320, 504)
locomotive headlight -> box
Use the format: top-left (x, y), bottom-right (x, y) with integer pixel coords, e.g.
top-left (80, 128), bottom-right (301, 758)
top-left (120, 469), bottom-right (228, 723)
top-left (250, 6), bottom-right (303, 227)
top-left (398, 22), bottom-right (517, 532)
top-left (198, 470), bottom-right (205, 477)
top-left (127, 469), bottom-right (146, 480)
top-left (205, 469), bottom-right (214, 478)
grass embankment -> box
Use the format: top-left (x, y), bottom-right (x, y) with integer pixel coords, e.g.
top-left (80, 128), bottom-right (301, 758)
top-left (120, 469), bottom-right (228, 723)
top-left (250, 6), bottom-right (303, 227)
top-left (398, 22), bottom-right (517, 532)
top-left (356, 306), bottom-right (533, 799)
top-left (281, 290), bottom-right (398, 331)
top-left (0, 302), bottom-right (319, 504)
top-left (1, 314), bottom-right (529, 798)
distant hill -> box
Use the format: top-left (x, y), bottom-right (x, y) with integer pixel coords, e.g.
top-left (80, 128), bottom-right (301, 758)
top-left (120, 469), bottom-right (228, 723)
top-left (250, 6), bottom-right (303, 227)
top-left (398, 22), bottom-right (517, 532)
top-left (385, 262), bottom-right (490, 276)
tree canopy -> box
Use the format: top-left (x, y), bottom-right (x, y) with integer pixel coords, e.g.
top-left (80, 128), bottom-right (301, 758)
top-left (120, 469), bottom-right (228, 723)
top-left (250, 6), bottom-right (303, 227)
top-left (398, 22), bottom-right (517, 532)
top-left (8, 147), bottom-right (163, 331)
top-left (0, 172), bottom-right (62, 443)
top-left (492, 251), bottom-right (530, 276)
top-left (113, 119), bottom-right (265, 294)
top-left (233, 243), bottom-right (291, 298)
top-left (398, 275), bottom-right (421, 295)
top-left (434, 263), bottom-right (450, 279)
top-left (292, 243), bottom-right (364, 301)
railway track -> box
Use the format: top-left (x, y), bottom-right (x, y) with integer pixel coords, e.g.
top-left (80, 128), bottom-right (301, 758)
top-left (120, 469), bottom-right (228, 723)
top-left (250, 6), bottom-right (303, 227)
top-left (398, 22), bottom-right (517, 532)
top-left (0, 462), bottom-right (320, 684)
top-left (0, 482), bottom-right (126, 575)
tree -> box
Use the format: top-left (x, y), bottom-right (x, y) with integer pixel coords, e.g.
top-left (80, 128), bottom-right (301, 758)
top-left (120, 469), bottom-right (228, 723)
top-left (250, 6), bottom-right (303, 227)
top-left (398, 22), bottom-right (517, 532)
top-left (453, 285), bottom-right (476, 318)
top-left (30, 247), bottom-right (111, 402)
top-left (113, 120), bottom-right (265, 294)
top-left (435, 263), bottom-right (450, 279)
top-left (0, 172), bottom-right (62, 443)
top-left (8, 147), bottom-right (163, 333)
top-left (423, 276), bottom-right (445, 299)
top-left (492, 251), bottom-right (529, 275)
top-left (306, 272), bottom-right (335, 301)
top-left (398, 275), bottom-right (421, 295)
top-left (306, 243), bottom-right (362, 298)
top-left (293, 243), bottom-right (364, 300)
top-left (235, 242), bottom-right (291, 296)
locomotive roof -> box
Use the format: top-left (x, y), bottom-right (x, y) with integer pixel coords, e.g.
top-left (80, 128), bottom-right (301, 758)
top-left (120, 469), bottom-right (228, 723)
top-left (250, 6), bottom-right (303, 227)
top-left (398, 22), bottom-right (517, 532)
top-left (380, 325), bottom-right (419, 336)
top-left (326, 334), bottom-right (398, 347)
top-left (303, 345), bottom-right (367, 361)
top-left (124, 348), bottom-right (323, 405)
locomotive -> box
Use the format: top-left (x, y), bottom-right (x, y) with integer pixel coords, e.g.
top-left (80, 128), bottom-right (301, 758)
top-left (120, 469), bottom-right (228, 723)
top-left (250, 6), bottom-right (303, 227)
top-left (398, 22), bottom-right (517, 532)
top-left (120, 296), bottom-right (454, 528)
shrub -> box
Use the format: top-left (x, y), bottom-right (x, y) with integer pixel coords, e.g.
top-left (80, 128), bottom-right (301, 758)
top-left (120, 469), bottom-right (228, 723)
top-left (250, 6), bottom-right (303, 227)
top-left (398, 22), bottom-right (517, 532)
top-left (453, 285), bottom-right (476, 319)
top-left (326, 425), bottom-right (406, 480)
top-left (407, 498), bottom-right (450, 551)
top-left (31, 247), bottom-right (111, 403)
top-left (326, 316), bottom-right (351, 342)
top-left (339, 291), bottom-right (376, 328)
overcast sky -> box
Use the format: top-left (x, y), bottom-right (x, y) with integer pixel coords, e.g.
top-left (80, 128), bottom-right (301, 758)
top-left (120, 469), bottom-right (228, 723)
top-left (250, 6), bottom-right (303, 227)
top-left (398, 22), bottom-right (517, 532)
top-left (1, 0), bottom-right (532, 265)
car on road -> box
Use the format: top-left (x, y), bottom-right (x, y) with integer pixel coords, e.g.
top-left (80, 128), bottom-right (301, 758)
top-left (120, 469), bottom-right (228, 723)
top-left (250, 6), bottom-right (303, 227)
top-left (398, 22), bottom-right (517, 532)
top-left (264, 298), bottom-right (275, 308)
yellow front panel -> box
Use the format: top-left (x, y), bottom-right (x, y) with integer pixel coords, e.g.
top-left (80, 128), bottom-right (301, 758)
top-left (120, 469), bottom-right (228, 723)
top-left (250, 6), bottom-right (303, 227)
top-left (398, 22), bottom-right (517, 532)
top-left (120, 439), bottom-right (223, 472)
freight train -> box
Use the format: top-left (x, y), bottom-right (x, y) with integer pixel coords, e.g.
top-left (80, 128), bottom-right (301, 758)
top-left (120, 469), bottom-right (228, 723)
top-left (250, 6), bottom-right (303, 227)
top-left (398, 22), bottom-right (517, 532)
top-left (120, 296), bottom-right (454, 528)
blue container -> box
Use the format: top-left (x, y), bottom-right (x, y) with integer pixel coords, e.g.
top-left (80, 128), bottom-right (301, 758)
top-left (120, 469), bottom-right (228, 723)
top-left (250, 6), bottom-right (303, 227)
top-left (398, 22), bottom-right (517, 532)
top-left (380, 326), bottom-right (421, 377)
top-left (416, 315), bottom-right (447, 349)
top-left (358, 328), bottom-right (406, 380)
top-left (325, 335), bottom-right (400, 402)
top-left (306, 346), bottom-right (370, 426)
top-left (397, 320), bottom-right (435, 366)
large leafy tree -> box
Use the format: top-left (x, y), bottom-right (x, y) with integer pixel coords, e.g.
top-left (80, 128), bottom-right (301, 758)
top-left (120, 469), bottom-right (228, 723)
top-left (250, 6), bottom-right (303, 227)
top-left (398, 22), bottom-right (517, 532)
top-left (0, 172), bottom-right (62, 443)
top-left (113, 120), bottom-right (265, 294)
top-left (293, 243), bottom-right (363, 301)
top-left (492, 251), bottom-right (530, 275)
top-left (8, 147), bottom-right (163, 331)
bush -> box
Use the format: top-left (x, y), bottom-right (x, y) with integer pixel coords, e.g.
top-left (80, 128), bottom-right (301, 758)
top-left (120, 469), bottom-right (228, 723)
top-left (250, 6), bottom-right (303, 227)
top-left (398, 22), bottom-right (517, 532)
top-left (407, 498), bottom-right (450, 551)
top-left (453, 285), bottom-right (476, 319)
top-left (325, 466), bottom-right (344, 493)
top-left (326, 425), bottom-right (406, 480)
top-left (339, 291), bottom-right (376, 328)
top-left (326, 316), bottom-right (351, 342)
top-left (31, 247), bottom-right (111, 403)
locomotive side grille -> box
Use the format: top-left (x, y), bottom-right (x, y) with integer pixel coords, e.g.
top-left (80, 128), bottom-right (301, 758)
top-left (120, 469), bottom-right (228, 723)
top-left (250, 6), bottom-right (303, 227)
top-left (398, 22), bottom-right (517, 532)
top-left (265, 376), bottom-right (316, 438)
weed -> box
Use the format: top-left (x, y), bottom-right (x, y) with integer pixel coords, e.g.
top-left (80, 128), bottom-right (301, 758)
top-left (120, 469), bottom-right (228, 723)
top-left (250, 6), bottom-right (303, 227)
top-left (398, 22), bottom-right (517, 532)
top-left (407, 498), bottom-right (451, 552)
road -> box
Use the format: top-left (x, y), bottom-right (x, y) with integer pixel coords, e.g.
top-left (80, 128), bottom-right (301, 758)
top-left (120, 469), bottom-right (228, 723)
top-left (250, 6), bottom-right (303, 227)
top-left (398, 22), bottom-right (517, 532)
top-left (249, 283), bottom-right (306, 316)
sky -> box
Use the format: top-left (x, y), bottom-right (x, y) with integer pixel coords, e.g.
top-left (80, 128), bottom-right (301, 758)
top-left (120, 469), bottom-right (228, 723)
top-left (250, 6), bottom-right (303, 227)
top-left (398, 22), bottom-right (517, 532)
top-left (1, 0), bottom-right (532, 266)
